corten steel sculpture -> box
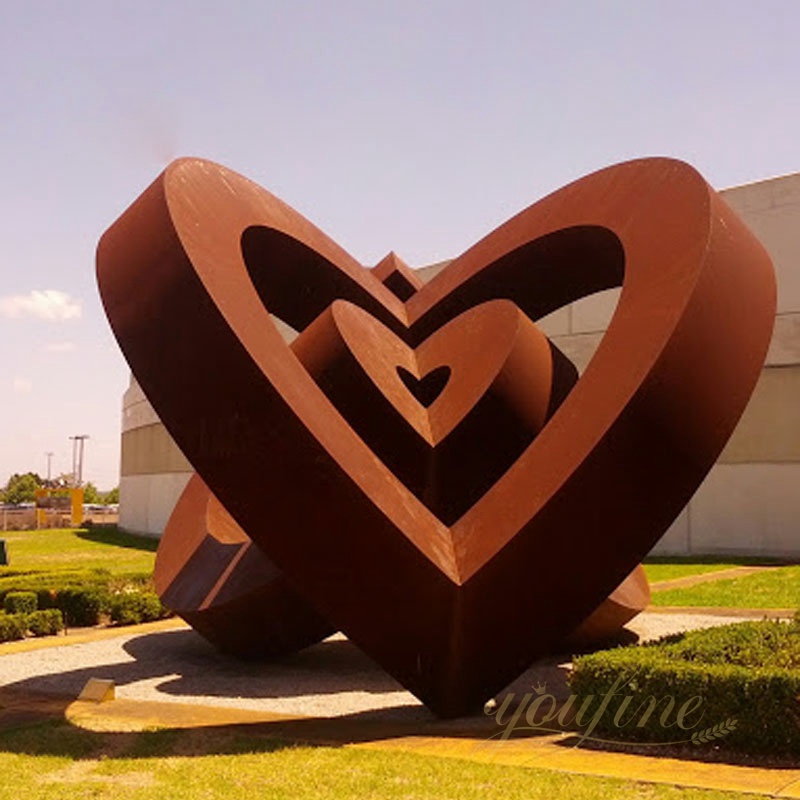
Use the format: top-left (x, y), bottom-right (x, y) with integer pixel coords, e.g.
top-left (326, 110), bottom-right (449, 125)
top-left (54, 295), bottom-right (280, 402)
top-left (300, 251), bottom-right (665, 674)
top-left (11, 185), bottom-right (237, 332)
top-left (97, 157), bottom-right (775, 717)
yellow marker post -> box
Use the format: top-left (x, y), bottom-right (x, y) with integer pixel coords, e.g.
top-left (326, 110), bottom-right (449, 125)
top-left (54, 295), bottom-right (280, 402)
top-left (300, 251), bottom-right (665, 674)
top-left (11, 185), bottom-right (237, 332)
top-left (78, 678), bottom-right (116, 703)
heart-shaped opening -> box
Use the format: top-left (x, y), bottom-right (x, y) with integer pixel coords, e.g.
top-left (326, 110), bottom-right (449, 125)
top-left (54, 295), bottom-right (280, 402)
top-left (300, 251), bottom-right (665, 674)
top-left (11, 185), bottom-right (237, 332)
top-left (396, 365), bottom-right (451, 408)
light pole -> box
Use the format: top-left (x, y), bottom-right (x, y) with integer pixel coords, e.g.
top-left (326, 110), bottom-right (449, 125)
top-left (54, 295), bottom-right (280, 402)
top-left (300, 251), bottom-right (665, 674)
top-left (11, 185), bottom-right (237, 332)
top-left (69, 435), bottom-right (89, 487)
top-left (45, 451), bottom-right (53, 484)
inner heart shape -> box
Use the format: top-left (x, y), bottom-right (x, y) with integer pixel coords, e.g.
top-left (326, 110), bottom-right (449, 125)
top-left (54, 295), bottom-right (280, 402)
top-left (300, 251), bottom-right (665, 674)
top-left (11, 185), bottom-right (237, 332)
top-left (97, 157), bottom-right (775, 716)
top-left (294, 298), bottom-right (569, 524)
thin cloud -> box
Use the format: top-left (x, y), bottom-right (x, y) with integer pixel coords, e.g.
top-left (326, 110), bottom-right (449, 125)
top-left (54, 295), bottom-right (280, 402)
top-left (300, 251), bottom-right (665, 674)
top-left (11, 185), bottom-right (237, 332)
top-left (0, 290), bottom-right (82, 320)
top-left (12, 377), bottom-right (32, 394)
top-left (41, 341), bottom-right (77, 353)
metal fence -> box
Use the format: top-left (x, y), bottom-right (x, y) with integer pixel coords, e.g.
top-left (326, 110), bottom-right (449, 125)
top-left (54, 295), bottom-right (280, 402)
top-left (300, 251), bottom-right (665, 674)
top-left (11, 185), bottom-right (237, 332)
top-left (0, 508), bottom-right (119, 531)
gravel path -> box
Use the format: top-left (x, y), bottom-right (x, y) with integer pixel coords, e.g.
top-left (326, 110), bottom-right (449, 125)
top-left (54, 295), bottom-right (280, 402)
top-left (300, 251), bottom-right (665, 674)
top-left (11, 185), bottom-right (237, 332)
top-left (0, 611), bottom-right (760, 721)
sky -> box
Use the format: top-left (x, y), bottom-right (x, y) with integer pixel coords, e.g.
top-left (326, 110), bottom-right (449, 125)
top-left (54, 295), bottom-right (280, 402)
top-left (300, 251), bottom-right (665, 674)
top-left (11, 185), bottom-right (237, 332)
top-left (1, 1), bottom-right (799, 491)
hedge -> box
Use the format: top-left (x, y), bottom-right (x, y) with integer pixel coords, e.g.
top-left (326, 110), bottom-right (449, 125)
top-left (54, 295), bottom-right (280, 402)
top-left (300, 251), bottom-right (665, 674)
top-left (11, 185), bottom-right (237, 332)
top-left (0, 566), bottom-right (111, 588)
top-left (0, 568), bottom-right (169, 633)
top-left (0, 570), bottom-right (155, 629)
top-left (26, 609), bottom-right (64, 637)
top-left (568, 619), bottom-right (800, 754)
top-left (0, 613), bottom-right (27, 642)
top-left (109, 591), bottom-right (167, 626)
top-left (3, 591), bottom-right (37, 615)
top-left (0, 569), bottom-right (152, 602)
top-left (56, 586), bottom-right (110, 628)
top-left (0, 609), bottom-right (65, 641)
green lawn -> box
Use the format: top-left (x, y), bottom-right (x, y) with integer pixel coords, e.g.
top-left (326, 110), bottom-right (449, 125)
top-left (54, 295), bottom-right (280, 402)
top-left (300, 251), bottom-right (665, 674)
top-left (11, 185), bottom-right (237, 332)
top-left (643, 562), bottom-right (741, 583)
top-left (0, 527), bottom-right (156, 575)
top-left (649, 565), bottom-right (800, 609)
top-left (642, 556), bottom-right (780, 584)
top-left (0, 719), bottom-right (763, 800)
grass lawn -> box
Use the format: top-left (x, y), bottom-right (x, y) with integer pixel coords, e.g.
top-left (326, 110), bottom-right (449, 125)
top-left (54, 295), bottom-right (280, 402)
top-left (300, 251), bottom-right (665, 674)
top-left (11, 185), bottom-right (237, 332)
top-left (0, 719), bottom-right (763, 800)
top-left (0, 527), bottom-right (156, 575)
top-left (642, 556), bottom-right (781, 584)
top-left (643, 562), bottom-right (742, 583)
top-left (649, 565), bottom-right (800, 608)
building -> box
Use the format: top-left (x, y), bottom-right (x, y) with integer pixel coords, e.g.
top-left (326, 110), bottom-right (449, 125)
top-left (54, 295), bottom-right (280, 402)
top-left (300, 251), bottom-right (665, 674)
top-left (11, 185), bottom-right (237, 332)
top-left (118, 172), bottom-right (800, 556)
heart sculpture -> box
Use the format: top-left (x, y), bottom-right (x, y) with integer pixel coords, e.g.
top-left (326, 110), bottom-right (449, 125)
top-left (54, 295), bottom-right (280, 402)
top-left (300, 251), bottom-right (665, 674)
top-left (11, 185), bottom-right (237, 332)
top-left (97, 157), bottom-right (775, 717)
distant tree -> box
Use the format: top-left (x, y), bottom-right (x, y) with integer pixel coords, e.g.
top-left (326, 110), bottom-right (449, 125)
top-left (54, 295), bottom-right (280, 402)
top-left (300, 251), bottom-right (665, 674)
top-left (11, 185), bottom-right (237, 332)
top-left (82, 482), bottom-right (101, 504)
top-left (102, 487), bottom-right (120, 504)
top-left (3, 472), bottom-right (42, 505)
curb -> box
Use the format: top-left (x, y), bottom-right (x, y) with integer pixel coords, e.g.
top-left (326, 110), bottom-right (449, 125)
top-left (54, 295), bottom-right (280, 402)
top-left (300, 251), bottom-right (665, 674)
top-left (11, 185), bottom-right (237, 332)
top-left (0, 617), bottom-right (187, 655)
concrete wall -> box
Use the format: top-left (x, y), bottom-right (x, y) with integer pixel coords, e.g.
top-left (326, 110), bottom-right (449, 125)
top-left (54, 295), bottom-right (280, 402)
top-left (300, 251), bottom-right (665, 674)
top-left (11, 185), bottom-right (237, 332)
top-left (118, 172), bottom-right (800, 555)
top-left (118, 378), bottom-right (191, 536)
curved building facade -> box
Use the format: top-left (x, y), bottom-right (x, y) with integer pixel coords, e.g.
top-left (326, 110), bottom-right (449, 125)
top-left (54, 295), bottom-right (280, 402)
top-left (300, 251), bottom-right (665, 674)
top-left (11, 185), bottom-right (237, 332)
top-left (119, 174), bottom-right (800, 556)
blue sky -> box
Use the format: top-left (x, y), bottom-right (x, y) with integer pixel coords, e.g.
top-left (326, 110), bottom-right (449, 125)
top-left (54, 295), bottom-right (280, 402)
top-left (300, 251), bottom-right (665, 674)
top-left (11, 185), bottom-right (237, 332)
top-left (1, 1), bottom-right (798, 490)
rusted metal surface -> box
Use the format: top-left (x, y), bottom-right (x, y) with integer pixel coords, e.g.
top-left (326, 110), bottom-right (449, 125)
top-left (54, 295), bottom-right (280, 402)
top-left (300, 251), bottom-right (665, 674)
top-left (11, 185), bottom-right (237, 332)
top-left (155, 474), bottom-right (332, 658)
top-left (98, 157), bottom-right (775, 717)
top-left (157, 469), bottom-right (648, 659)
top-left (567, 564), bottom-right (651, 647)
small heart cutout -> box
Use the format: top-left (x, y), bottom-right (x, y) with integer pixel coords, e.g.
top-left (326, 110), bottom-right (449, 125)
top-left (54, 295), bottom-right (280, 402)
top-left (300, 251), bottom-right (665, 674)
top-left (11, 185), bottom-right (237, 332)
top-left (396, 365), bottom-right (450, 408)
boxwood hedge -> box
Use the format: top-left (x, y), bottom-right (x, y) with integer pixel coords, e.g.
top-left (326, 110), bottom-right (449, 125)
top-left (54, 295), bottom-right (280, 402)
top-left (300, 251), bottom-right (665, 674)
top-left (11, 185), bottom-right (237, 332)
top-left (109, 591), bottom-right (167, 626)
top-left (0, 612), bottom-right (27, 642)
top-left (26, 608), bottom-right (64, 637)
top-left (3, 591), bottom-right (37, 615)
top-left (568, 619), bottom-right (800, 754)
top-left (0, 570), bottom-right (158, 630)
top-left (0, 608), bottom-right (65, 641)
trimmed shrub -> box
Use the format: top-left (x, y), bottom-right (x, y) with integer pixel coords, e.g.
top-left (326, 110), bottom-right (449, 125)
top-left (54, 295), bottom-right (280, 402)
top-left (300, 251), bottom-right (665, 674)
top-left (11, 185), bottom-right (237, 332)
top-left (109, 591), bottom-right (166, 626)
top-left (569, 621), bottom-right (800, 754)
top-left (107, 573), bottom-right (155, 594)
top-left (0, 569), bottom-right (111, 603)
top-left (25, 608), bottom-right (64, 637)
top-left (56, 586), bottom-right (110, 628)
top-left (3, 591), bottom-right (37, 615)
top-left (645, 618), bottom-right (800, 670)
top-left (0, 570), bottom-right (156, 629)
top-left (0, 612), bottom-right (27, 642)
